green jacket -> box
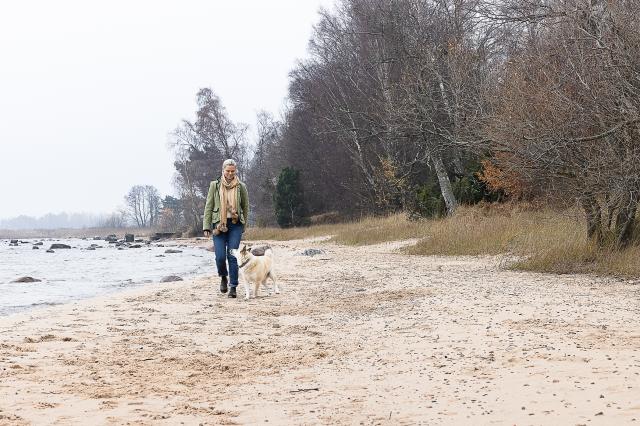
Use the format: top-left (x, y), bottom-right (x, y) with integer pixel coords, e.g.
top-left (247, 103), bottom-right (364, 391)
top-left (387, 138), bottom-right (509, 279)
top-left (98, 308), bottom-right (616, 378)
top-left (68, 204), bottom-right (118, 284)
top-left (203, 180), bottom-right (249, 231)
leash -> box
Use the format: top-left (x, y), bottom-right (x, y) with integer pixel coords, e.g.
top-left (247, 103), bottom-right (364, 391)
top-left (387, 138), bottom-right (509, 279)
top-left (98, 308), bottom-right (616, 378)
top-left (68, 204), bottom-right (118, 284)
top-left (238, 258), bottom-right (251, 269)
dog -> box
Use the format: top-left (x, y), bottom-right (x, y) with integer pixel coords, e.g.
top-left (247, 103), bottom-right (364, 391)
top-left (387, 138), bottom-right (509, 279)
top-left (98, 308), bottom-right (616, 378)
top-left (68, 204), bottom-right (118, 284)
top-left (230, 244), bottom-right (279, 300)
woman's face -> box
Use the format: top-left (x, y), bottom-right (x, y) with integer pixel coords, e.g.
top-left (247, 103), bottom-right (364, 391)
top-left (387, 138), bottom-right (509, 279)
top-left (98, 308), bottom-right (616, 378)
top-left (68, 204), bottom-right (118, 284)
top-left (223, 165), bottom-right (237, 181)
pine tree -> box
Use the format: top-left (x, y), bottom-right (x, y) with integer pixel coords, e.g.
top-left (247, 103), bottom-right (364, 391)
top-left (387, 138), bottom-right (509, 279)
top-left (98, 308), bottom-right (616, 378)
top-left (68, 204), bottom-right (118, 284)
top-left (273, 167), bottom-right (306, 228)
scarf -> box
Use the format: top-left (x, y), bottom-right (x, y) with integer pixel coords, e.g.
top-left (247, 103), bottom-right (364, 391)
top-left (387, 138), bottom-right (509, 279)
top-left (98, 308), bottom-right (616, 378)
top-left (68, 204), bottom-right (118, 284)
top-left (215, 175), bottom-right (239, 234)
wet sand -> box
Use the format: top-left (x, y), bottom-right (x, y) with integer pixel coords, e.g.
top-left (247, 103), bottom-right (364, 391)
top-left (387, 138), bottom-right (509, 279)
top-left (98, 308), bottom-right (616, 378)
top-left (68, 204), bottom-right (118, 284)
top-left (1, 238), bottom-right (639, 425)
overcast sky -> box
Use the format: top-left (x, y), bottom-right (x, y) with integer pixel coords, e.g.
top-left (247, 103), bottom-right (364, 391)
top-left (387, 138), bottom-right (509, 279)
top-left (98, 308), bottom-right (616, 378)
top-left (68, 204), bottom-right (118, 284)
top-left (0, 0), bottom-right (333, 219)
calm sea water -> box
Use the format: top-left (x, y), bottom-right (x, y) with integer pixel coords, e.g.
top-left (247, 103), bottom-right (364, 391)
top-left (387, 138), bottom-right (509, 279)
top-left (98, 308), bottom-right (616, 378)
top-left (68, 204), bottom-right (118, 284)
top-left (0, 238), bottom-right (214, 316)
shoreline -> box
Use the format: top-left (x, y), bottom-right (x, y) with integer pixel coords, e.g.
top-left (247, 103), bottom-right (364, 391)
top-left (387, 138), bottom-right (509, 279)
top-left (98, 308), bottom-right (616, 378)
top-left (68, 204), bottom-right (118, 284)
top-left (1, 238), bottom-right (639, 424)
top-left (1, 237), bottom-right (213, 318)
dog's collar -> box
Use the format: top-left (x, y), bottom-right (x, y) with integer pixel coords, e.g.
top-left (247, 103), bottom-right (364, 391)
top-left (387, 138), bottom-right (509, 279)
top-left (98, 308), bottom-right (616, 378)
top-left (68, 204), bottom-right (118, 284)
top-left (238, 258), bottom-right (251, 269)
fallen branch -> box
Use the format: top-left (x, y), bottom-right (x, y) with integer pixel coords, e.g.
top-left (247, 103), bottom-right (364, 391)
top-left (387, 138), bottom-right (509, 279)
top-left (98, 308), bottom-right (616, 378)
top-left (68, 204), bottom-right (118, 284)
top-left (289, 387), bottom-right (320, 393)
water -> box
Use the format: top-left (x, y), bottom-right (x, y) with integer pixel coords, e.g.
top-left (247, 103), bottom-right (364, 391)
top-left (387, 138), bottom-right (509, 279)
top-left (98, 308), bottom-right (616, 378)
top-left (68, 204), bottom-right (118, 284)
top-left (0, 238), bottom-right (214, 316)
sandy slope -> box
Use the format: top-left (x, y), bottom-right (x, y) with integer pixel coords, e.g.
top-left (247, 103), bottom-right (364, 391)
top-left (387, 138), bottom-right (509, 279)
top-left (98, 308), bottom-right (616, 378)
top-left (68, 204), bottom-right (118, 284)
top-left (0, 237), bottom-right (639, 425)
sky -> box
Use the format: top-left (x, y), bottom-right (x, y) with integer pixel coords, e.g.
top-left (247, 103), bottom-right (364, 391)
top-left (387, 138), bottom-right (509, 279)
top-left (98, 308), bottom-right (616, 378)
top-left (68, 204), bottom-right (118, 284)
top-left (0, 0), bottom-right (334, 219)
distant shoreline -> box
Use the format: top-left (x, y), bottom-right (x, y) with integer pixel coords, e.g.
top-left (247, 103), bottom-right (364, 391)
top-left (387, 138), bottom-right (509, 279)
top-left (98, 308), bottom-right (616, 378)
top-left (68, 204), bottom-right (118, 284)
top-left (0, 227), bottom-right (162, 240)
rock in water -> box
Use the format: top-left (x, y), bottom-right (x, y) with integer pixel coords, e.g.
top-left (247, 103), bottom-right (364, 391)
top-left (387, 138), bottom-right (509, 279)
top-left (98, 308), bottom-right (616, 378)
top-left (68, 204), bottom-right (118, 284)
top-left (32, 246), bottom-right (39, 250)
top-left (46, 249), bottom-right (55, 253)
top-left (160, 275), bottom-right (183, 283)
top-left (49, 244), bottom-right (71, 250)
top-left (12, 276), bottom-right (41, 283)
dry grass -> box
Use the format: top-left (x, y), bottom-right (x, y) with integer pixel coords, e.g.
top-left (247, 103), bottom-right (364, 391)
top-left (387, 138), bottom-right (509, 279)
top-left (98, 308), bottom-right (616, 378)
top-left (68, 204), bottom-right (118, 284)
top-left (244, 223), bottom-right (338, 241)
top-left (403, 205), bottom-right (584, 256)
top-left (247, 205), bottom-right (640, 278)
top-left (245, 214), bottom-right (428, 246)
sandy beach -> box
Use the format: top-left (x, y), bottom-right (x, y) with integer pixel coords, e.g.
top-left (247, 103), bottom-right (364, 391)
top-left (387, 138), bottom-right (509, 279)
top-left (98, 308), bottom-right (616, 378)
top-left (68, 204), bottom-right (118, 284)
top-left (1, 237), bottom-right (639, 425)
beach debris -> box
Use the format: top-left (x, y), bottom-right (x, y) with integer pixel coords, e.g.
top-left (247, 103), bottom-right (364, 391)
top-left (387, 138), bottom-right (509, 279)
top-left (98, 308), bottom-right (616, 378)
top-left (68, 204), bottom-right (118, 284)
top-left (165, 249), bottom-right (183, 254)
top-left (289, 387), bottom-right (320, 393)
top-left (105, 234), bottom-right (118, 242)
top-left (49, 243), bottom-right (71, 250)
top-left (10, 239), bottom-right (18, 244)
top-left (24, 334), bottom-right (56, 343)
top-left (11, 276), bottom-right (41, 283)
top-left (125, 233), bottom-right (134, 242)
top-left (301, 248), bottom-right (325, 256)
top-left (32, 246), bottom-right (39, 250)
top-left (46, 249), bottom-right (55, 253)
top-left (160, 275), bottom-right (183, 282)
top-left (93, 236), bottom-right (101, 240)
top-left (129, 244), bottom-right (142, 249)
top-left (34, 242), bottom-right (43, 246)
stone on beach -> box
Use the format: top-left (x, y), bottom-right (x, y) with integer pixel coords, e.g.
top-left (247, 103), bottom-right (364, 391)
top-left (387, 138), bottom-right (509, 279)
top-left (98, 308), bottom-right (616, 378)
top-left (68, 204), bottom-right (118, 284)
top-left (164, 249), bottom-right (182, 254)
top-left (11, 276), bottom-right (41, 283)
top-left (301, 248), bottom-right (325, 256)
top-left (49, 243), bottom-right (71, 250)
top-left (160, 275), bottom-right (183, 282)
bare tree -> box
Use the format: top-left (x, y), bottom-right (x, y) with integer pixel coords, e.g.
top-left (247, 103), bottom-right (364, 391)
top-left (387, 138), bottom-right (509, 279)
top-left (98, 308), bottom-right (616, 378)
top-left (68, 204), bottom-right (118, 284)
top-left (124, 185), bottom-right (161, 228)
top-left (169, 88), bottom-right (251, 232)
top-left (483, 0), bottom-right (640, 247)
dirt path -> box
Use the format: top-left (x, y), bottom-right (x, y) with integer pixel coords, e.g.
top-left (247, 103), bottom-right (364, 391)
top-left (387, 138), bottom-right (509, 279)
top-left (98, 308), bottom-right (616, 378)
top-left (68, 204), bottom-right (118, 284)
top-left (1, 238), bottom-right (639, 425)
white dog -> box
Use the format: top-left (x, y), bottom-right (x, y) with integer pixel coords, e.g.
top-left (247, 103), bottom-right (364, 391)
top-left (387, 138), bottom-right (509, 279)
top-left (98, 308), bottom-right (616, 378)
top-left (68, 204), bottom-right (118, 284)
top-left (230, 244), bottom-right (279, 300)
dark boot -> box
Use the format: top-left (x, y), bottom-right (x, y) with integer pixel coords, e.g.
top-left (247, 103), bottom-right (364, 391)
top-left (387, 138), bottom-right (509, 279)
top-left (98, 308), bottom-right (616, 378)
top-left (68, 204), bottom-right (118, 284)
top-left (228, 287), bottom-right (237, 298)
top-left (220, 276), bottom-right (228, 293)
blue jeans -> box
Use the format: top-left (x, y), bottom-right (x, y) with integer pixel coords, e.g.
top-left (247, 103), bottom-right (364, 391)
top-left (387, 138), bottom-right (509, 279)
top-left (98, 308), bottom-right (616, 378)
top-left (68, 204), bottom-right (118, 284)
top-left (212, 219), bottom-right (244, 287)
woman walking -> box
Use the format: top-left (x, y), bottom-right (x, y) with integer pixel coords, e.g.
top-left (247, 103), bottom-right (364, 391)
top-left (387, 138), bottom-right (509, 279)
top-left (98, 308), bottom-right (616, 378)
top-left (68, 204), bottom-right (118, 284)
top-left (203, 159), bottom-right (249, 298)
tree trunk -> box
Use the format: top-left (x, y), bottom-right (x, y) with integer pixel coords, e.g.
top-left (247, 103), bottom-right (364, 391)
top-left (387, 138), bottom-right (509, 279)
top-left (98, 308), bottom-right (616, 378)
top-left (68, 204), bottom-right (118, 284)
top-left (432, 153), bottom-right (457, 215)
top-left (580, 195), bottom-right (603, 246)
top-left (614, 198), bottom-right (637, 249)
